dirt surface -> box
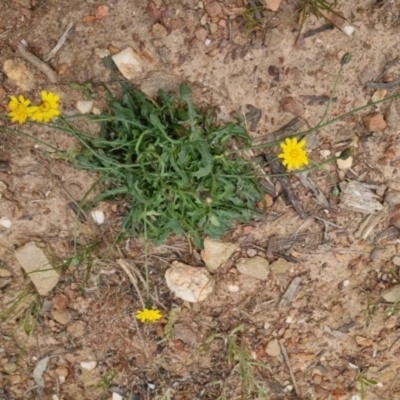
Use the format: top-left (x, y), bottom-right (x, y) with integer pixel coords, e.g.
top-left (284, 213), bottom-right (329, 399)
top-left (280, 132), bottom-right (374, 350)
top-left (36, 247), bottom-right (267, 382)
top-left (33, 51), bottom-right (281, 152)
top-left (2, 0), bottom-right (400, 399)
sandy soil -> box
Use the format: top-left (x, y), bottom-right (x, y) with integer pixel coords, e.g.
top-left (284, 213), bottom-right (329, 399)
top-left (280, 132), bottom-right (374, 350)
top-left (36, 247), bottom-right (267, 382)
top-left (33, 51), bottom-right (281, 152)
top-left (1, 0), bottom-right (400, 399)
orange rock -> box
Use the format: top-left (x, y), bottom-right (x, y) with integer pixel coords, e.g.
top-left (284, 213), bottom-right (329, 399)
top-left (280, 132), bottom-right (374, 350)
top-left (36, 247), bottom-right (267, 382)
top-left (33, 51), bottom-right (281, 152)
top-left (82, 15), bottom-right (96, 23)
top-left (363, 112), bottom-right (386, 132)
top-left (95, 5), bottom-right (109, 19)
top-left (57, 63), bottom-right (68, 75)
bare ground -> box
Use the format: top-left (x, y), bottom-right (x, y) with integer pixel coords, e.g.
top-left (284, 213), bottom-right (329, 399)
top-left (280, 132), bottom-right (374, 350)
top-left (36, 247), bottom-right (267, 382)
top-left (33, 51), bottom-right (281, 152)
top-left (1, 0), bottom-right (400, 399)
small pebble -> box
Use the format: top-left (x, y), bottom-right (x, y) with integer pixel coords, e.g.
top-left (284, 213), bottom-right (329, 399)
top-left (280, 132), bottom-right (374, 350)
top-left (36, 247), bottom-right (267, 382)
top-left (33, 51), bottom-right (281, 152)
top-left (0, 218), bottom-right (12, 229)
top-left (90, 210), bottom-right (105, 225)
top-left (80, 361), bottom-right (97, 371)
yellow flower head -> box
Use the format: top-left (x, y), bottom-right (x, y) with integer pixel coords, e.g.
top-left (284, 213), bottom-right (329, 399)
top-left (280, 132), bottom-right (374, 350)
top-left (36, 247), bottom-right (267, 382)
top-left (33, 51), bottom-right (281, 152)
top-left (31, 90), bottom-right (60, 123)
top-left (135, 308), bottom-right (162, 323)
top-left (8, 95), bottom-right (36, 124)
top-left (278, 137), bottom-right (309, 170)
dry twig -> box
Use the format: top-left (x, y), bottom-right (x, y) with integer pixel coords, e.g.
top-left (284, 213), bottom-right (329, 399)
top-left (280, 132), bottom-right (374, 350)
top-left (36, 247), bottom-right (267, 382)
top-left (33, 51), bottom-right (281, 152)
top-left (17, 43), bottom-right (58, 83)
top-left (279, 342), bottom-right (300, 397)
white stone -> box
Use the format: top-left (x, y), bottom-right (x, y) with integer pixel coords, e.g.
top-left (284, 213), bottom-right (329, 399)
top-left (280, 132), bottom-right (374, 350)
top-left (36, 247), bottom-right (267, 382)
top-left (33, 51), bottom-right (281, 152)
top-left (80, 361), bottom-right (97, 371)
top-left (76, 100), bottom-right (94, 114)
top-left (112, 47), bottom-right (143, 80)
top-left (227, 284), bottom-right (239, 292)
top-left (90, 210), bottom-right (105, 225)
top-left (236, 257), bottom-right (270, 280)
top-left (0, 218), bottom-right (12, 229)
top-left (201, 237), bottom-right (239, 273)
top-left (165, 261), bottom-right (214, 302)
top-left (112, 394), bottom-right (123, 400)
top-left (15, 242), bottom-right (60, 296)
top-left (343, 25), bottom-right (355, 37)
top-left (336, 152), bottom-right (353, 169)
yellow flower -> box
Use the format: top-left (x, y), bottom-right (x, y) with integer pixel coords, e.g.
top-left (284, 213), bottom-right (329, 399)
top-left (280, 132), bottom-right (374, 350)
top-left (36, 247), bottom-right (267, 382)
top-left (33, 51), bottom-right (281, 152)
top-left (8, 95), bottom-right (36, 124)
top-left (31, 90), bottom-right (60, 123)
top-left (278, 137), bottom-right (309, 170)
top-left (135, 308), bottom-right (162, 323)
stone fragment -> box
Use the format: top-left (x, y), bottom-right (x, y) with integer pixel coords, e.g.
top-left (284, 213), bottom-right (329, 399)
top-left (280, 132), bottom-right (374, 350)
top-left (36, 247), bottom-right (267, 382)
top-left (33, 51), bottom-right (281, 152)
top-left (112, 48), bottom-right (143, 80)
top-left (355, 335), bottom-right (373, 347)
top-left (95, 5), bottom-right (109, 19)
top-left (371, 89), bottom-right (387, 103)
top-left (0, 218), bottom-right (12, 229)
top-left (67, 321), bottom-right (87, 338)
top-left (381, 285), bottom-right (400, 303)
top-left (363, 112), bottom-right (386, 132)
top-left (336, 153), bottom-right (353, 170)
top-left (174, 323), bottom-right (198, 344)
top-left (51, 310), bottom-right (73, 325)
top-left (52, 293), bottom-right (68, 310)
top-left (140, 71), bottom-right (182, 98)
top-left (165, 261), bottom-right (214, 302)
top-left (266, 339), bottom-right (281, 357)
top-left (209, 22), bottom-right (218, 34)
top-left (76, 100), bottom-right (93, 114)
top-left (55, 367), bottom-right (69, 377)
top-left (195, 27), bottom-right (208, 41)
top-left (90, 210), bottom-right (104, 224)
top-left (263, 28), bottom-right (284, 46)
top-left (80, 361), bottom-right (97, 371)
top-left (151, 23), bottom-right (168, 38)
top-left (269, 258), bottom-right (290, 274)
top-left (15, 242), bottom-right (60, 296)
top-left (265, 0), bottom-right (282, 11)
top-left (385, 190), bottom-right (400, 207)
top-left (146, 1), bottom-right (162, 21)
top-left (236, 256), bottom-right (270, 280)
top-left (392, 256), bottom-right (400, 267)
top-left (201, 237), bottom-right (239, 273)
top-left (4, 59), bottom-right (35, 91)
top-left (205, 1), bottom-right (221, 17)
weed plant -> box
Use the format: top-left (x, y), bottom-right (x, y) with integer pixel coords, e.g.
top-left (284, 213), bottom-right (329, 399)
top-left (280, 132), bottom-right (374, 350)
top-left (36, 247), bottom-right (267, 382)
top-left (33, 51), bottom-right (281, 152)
top-left (66, 83), bottom-right (264, 248)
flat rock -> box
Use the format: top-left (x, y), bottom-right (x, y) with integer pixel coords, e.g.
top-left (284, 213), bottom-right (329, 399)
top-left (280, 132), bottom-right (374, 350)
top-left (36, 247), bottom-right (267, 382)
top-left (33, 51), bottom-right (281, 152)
top-left (165, 261), bottom-right (214, 302)
top-left (15, 242), bottom-right (60, 296)
top-left (4, 59), bottom-right (35, 91)
top-left (363, 112), bottom-right (386, 132)
top-left (67, 321), bottom-right (88, 337)
top-left (151, 23), bottom-right (168, 38)
top-left (381, 285), bottom-right (400, 303)
top-left (269, 258), bottom-right (290, 274)
top-left (140, 71), bottom-right (182, 98)
top-left (112, 47), bottom-right (143, 81)
top-left (51, 310), bottom-right (73, 325)
top-left (266, 338), bottom-right (281, 357)
top-left (392, 256), bottom-right (400, 267)
top-left (265, 0), bottom-right (282, 11)
top-left (205, 1), bottom-right (221, 17)
top-left (236, 256), bottom-right (270, 280)
top-left (201, 237), bottom-right (239, 273)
